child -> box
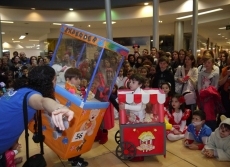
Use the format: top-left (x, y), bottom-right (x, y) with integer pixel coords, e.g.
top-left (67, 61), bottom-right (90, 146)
top-left (202, 115), bottom-right (230, 161)
top-left (144, 78), bottom-right (151, 89)
top-left (198, 51), bottom-right (220, 131)
top-left (140, 66), bottom-right (148, 78)
top-left (64, 68), bottom-right (88, 166)
top-left (184, 110), bottom-right (212, 150)
top-left (152, 56), bottom-right (175, 93)
top-left (119, 74), bottom-right (146, 123)
top-left (198, 51), bottom-right (219, 92)
top-left (64, 68), bottom-right (81, 95)
top-left (148, 65), bottom-right (156, 82)
top-left (116, 68), bottom-right (127, 88)
top-left (160, 82), bottom-right (172, 109)
top-left (119, 73), bottom-right (146, 162)
top-left (165, 94), bottom-right (191, 141)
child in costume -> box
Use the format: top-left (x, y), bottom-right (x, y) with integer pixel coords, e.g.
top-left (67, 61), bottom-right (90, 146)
top-left (119, 73), bottom-right (146, 123)
top-left (64, 68), bottom-right (81, 95)
top-left (165, 94), bottom-right (191, 141)
top-left (64, 68), bottom-right (89, 167)
top-left (160, 82), bottom-right (173, 110)
top-left (202, 115), bottom-right (230, 161)
top-left (184, 110), bottom-right (212, 150)
top-left (119, 73), bottom-right (146, 162)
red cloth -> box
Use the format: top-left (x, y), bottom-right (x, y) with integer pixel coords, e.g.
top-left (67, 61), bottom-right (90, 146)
top-left (5, 150), bottom-right (16, 167)
top-left (102, 103), bottom-right (114, 130)
top-left (199, 86), bottom-right (223, 121)
top-left (164, 96), bottom-right (171, 109)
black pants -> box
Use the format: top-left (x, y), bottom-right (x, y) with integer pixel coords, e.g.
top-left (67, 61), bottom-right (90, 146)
top-left (0, 153), bottom-right (6, 167)
top-left (206, 120), bottom-right (217, 132)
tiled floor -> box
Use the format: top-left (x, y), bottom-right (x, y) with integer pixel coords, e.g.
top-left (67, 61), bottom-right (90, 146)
top-left (16, 121), bottom-right (230, 167)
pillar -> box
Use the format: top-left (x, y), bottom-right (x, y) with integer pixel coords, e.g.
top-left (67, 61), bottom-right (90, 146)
top-left (153, 0), bottom-right (159, 49)
top-left (105, 0), bottom-right (113, 40)
top-left (174, 21), bottom-right (184, 51)
top-left (192, 0), bottom-right (198, 57)
top-left (0, 15), bottom-right (3, 58)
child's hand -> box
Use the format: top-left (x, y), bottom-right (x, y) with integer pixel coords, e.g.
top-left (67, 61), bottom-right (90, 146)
top-left (173, 129), bottom-right (182, 135)
top-left (184, 140), bottom-right (189, 146)
top-left (204, 149), bottom-right (214, 158)
top-left (188, 143), bottom-right (198, 150)
top-left (119, 103), bottom-right (125, 110)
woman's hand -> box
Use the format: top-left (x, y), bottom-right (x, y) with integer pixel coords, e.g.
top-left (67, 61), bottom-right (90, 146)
top-left (177, 78), bottom-right (184, 84)
top-left (52, 107), bottom-right (74, 130)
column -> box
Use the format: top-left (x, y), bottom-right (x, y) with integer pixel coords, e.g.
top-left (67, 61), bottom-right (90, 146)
top-left (174, 21), bottom-right (184, 51)
top-left (0, 15), bottom-right (3, 58)
top-left (105, 0), bottom-right (113, 40)
top-left (153, 0), bottom-right (159, 49)
top-left (192, 0), bottom-right (198, 57)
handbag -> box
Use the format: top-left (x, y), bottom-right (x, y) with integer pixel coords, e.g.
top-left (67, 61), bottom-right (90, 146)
top-left (22, 92), bottom-right (47, 167)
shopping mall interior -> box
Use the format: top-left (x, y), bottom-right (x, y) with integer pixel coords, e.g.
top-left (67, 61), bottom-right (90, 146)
top-left (0, 0), bottom-right (230, 167)
top-left (0, 0), bottom-right (230, 57)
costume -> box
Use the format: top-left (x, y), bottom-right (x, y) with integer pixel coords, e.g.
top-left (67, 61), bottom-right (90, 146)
top-left (184, 124), bottom-right (212, 150)
top-left (0, 88), bottom-right (40, 153)
top-left (202, 116), bottom-right (230, 161)
top-left (65, 81), bottom-right (80, 95)
top-left (165, 109), bottom-right (191, 134)
top-left (164, 96), bottom-right (171, 109)
top-left (125, 87), bottom-right (146, 122)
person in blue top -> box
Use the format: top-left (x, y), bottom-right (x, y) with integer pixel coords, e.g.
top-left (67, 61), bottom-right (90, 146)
top-left (0, 65), bottom-right (74, 167)
top-left (183, 110), bottom-right (212, 150)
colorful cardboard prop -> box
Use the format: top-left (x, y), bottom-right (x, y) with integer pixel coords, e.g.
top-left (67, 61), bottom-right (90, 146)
top-left (115, 89), bottom-right (167, 160)
top-left (29, 25), bottom-right (129, 159)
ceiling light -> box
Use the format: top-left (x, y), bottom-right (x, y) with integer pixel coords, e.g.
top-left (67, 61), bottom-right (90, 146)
top-left (225, 38), bottom-right (228, 39)
top-left (144, 3), bottom-right (149, 5)
top-left (53, 23), bottom-right (74, 26)
top-left (36, 45), bottom-right (40, 47)
top-left (31, 8), bottom-right (35, 10)
top-left (12, 38), bottom-right (14, 40)
top-left (219, 27), bottom-right (226, 29)
top-left (69, 8), bottom-right (73, 11)
top-left (103, 21), bottom-right (116, 24)
top-left (159, 20), bottom-right (163, 23)
top-left (222, 36), bottom-right (225, 37)
top-left (29, 39), bottom-right (39, 41)
top-left (88, 25), bottom-right (91, 27)
top-left (1, 32), bottom-right (5, 34)
top-left (218, 34), bottom-right (221, 35)
top-left (19, 35), bottom-right (26, 39)
top-left (1, 21), bottom-right (14, 23)
top-left (176, 8), bottom-right (223, 20)
top-left (13, 41), bottom-right (20, 43)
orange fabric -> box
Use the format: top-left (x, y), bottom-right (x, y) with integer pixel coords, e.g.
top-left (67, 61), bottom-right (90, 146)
top-left (65, 82), bottom-right (77, 94)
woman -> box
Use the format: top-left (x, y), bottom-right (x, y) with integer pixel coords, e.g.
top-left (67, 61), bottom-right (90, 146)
top-left (174, 54), bottom-right (198, 124)
top-left (178, 49), bottom-right (186, 66)
top-left (0, 66), bottom-right (74, 166)
top-left (171, 51), bottom-right (180, 74)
